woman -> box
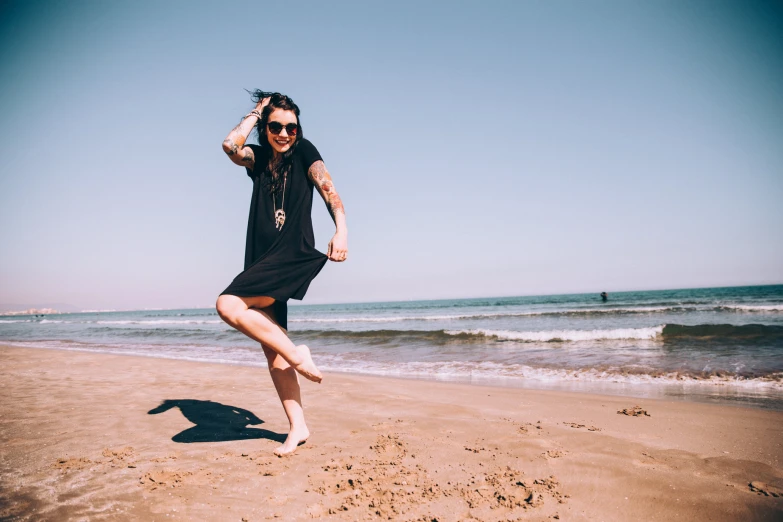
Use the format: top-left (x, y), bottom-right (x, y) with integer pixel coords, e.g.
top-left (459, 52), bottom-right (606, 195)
top-left (215, 91), bottom-right (348, 456)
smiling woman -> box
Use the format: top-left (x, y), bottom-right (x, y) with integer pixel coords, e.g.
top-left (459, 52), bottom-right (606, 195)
top-left (214, 90), bottom-right (349, 456)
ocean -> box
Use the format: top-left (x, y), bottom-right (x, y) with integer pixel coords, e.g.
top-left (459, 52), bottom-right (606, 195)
top-left (2, 285), bottom-right (782, 409)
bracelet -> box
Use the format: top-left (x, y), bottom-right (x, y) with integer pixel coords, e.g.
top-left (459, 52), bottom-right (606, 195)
top-left (248, 110), bottom-right (263, 120)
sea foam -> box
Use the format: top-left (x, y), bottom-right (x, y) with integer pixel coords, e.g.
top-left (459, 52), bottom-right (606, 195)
top-left (444, 326), bottom-right (664, 342)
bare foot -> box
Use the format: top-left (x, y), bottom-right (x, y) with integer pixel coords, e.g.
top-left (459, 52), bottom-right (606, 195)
top-left (273, 426), bottom-right (310, 457)
top-left (294, 345), bottom-right (323, 383)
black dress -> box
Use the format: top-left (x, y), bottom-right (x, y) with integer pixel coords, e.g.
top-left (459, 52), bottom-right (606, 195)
top-left (219, 138), bottom-right (328, 330)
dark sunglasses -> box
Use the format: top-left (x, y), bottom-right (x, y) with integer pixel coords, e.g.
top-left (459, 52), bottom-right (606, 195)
top-left (266, 121), bottom-right (299, 136)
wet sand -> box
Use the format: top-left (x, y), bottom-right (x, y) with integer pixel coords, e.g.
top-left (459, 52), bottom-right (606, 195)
top-left (1, 345), bottom-right (782, 521)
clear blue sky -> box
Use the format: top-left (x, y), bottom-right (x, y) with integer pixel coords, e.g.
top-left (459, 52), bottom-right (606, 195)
top-left (1, 1), bottom-right (781, 310)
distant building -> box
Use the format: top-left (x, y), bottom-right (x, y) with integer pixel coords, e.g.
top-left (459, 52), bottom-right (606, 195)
top-left (0, 308), bottom-right (60, 316)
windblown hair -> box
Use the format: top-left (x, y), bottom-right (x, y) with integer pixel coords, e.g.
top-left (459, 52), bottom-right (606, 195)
top-left (248, 90), bottom-right (303, 198)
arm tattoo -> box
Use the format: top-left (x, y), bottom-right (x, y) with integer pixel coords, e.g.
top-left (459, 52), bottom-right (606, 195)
top-left (241, 147), bottom-right (254, 165)
top-left (308, 161), bottom-right (345, 217)
top-left (308, 161), bottom-right (328, 183)
top-left (329, 192), bottom-right (345, 216)
top-left (231, 126), bottom-right (247, 148)
top-left (223, 119), bottom-right (250, 157)
top-left (222, 139), bottom-right (238, 156)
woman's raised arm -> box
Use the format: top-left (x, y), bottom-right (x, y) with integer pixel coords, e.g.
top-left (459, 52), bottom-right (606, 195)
top-left (221, 97), bottom-right (269, 169)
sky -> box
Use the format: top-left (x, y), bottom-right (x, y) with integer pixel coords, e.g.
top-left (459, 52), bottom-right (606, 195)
top-left (0, 0), bottom-right (781, 311)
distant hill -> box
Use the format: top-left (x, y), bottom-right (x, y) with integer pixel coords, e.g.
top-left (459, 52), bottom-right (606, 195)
top-left (0, 302), bottom-right (82, 314)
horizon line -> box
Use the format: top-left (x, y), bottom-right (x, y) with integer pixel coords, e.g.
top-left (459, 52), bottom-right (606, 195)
top-left (6, 281), bottom-right (780, 315)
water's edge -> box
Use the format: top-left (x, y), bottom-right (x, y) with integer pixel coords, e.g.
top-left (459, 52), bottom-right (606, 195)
top-left (5, 342), bottom-right (781, 412)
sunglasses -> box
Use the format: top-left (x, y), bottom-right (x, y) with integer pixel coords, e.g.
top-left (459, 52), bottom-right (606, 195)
top-left (266, 121), bottom-right (299, 136)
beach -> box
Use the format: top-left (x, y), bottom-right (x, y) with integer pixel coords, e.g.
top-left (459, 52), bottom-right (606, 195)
top-left (3, 0), bottom-right (782, 519)
top-left (1, 345), bottom-right (781, 521)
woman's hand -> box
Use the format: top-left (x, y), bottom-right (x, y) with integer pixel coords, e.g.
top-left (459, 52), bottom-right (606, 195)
top-left (254, 97), bottom-right (271, 113)
top-left (327, 232), bottom-right (348, 262)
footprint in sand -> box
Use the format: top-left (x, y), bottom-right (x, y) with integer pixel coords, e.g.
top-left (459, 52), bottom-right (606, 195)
top-left (139, 468), bottom-right (219, 491)
top-left (517, 421), bottom-right (544, 434)
top-left (55, 446), bottom-right (140, 473)
top-left (749, 481), bottom-right (783, 497)
top-left (370, 433), bottom-right (407, 458)
top-left (564, 422), bottom-right (601, 431)
top-left (543, 450), bottom-right (567, 459)
top-left (151, 455), bottom-right (179, 463)
top-left (617, 406), bottom-right (651, 417)
top-left (101, 446), bottom-right (137, 467)
top-left (53, 457), bottom-right (93, 472)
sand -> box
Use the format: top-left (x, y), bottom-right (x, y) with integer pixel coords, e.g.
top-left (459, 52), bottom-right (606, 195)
top-left (1, 345), bottom-right (782, 521)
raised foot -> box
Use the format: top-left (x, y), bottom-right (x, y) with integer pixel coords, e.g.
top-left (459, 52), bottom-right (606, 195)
top-left (294, 345), bottom-right (323, 383)
top-left (273, 427), bottom-right (310, 457)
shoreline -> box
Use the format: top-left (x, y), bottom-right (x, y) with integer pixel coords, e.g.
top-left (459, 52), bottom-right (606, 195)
top-left (4, 340), bottom-right (782, 412)
top-left (2, 344), bottom-right (782, 520)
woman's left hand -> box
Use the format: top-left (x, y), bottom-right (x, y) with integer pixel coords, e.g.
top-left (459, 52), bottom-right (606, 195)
top-left (327, 232), bottom-right (348, 262)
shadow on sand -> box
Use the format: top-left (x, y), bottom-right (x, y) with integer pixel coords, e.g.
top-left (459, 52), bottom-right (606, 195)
top-left (148, 399), bottom-right (286, 444)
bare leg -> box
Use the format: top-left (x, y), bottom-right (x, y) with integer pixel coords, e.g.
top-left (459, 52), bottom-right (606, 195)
top-left (254, 302), bottom-right (310, 456)
top-left (261, 341), bottom-right (310, 456)
top-left (215, 295), bottom-right (322, 383)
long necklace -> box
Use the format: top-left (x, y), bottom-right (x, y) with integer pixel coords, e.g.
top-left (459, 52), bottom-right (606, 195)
top-left (272, 173), bottom-right (287, 231)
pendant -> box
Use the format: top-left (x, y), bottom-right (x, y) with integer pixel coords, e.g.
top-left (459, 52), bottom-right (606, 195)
top-left (275, 209), bottom-right (286, 230)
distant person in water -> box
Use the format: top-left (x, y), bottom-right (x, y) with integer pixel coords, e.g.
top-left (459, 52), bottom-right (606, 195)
top-left (215, 91), bottom-right (348, 456)
top-left (601, 292), bottom-right (608, 302)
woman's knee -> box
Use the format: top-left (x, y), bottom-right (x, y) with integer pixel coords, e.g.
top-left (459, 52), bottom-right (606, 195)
top-left (215, 294), bottom-right (244, 323)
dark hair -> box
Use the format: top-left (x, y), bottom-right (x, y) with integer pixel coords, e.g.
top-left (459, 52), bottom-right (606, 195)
top-left (247, 90), bottom-right (303, 198)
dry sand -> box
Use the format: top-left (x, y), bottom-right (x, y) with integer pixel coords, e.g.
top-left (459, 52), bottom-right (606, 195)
top-left (1, 345), bottom-right (782, 521)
